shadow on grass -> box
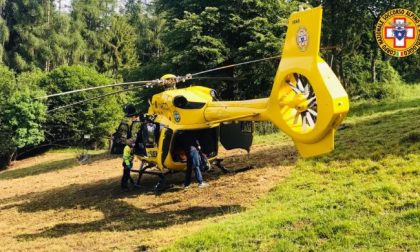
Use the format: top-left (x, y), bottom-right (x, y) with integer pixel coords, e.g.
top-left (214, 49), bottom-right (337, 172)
top-left (316, 107), bottom-right (420, 162)
top-left (0, 153), bottom-right (115, 180)
top-left (8, 145), bottom-right (295, 240)
top-left (14, 177), bottom-right (243, 240)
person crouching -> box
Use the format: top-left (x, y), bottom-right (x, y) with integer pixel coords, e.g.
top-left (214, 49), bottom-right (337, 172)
top-left (121, 139), bottom-right (135, 190)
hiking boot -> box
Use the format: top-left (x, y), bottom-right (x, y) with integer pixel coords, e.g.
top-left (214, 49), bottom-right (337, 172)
top-left (198, 182), bottom-right (209, 188)
top-left (183, 184), bottom-right (190, 190)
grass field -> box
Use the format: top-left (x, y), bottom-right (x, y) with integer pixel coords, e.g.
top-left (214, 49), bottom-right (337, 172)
top-left (164, 89), bottom-right (420, 251)
top-left (0, 86), bottom-right (419, 251)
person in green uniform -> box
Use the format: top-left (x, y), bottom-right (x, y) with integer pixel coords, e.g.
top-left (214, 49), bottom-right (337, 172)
top-left (121, 139), bottom-right (135, 189)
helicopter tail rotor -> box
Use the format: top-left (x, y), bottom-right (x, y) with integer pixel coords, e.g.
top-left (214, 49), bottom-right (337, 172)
top-left (264, 6), bottom-right (349, 157)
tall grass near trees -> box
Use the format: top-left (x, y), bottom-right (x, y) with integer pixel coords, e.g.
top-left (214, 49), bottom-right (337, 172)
top-left (165, 85), bottom-right (420, 251)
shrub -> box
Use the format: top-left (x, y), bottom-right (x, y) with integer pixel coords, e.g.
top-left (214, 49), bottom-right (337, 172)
top-left (354, 82), bottom-right (402, 100)
top-left (375, 60), bottom-right (400, 84)
top-left (0, 67), bottom-right (46, 168)
top-left (343, 54), bottom-right (402, 100)
top-left (342, 53), bottom-right (370, 86)
top-left (39, 65), bottom-right (123, 148)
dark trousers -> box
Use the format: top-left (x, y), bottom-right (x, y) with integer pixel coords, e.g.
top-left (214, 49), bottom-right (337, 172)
top-left (184, 146), bottom-right (203, 186)
top-left (121, 162), bottom-right (134, 188)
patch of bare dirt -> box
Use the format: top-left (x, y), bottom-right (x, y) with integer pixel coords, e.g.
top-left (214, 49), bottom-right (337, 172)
top-left (0, 144), bottom-right (297, 251)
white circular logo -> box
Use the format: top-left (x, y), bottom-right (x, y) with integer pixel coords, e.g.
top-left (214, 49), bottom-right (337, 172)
top-left (375, 8), bottom-right (419, 57)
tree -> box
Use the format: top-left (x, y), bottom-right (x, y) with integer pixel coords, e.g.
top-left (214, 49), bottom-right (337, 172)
top-left (156, 0), bottom-right (298, 99)
top-left (101, 15), bottom-right (138, 79)
top-left (3, 0), bottom-right (52, 71)
top-left (0, 0), bottom-right (8, 63)
top-left (0, 66), bottom-right (46, 168)
top-left (39, 65), bottom-right (123, 148)
top-left (315, 0), bottom-right (417, 86)
top-left (71, 0), bottom-right (118, 73)
top-left (124, 0), bottom-right (167, 64)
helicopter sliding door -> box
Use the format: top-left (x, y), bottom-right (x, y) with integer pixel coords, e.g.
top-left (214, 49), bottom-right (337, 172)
top-left (220, 121), bottom-right (254, 153)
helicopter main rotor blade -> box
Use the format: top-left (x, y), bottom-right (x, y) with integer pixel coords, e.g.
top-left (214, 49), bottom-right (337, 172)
top-left (190, 76), bottom-right (247, 81)
top-left (47, 86), bottom-right (144, 113)
top-left (39, 79), bottom-right (160, 99)
top-left (189, 55), bottom-right (281, 77)
top-left (41, 56), bottom-right (280, 100)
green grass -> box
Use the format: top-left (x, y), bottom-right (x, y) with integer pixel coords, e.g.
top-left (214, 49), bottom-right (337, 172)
top-left (164, 93), bottom-right (420, 251)
top-left (48, 147), bottom-right (106, 154)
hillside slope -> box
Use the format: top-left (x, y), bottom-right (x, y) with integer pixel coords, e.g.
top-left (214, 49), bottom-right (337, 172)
top-left (165, 95), bottom-right (420, 251)
top-left (0, 89), bottom-right (418, 251)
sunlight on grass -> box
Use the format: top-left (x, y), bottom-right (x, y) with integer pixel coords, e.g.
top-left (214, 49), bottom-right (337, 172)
top-left (0, 151), bottom-right (109, 180)
top-left (164, 92), bottom-right (420, 251)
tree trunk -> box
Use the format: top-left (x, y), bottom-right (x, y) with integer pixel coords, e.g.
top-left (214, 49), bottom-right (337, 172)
top-left (371, 50), bottom-right (377, 83)
top-left (0, 152), bottom-right (13, 170)
top-left (338, 53), bottom-right (346, 87)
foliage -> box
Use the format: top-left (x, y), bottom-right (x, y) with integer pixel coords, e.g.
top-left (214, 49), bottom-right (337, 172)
top-left (317, 0), bottom-right (418, 85)
top-left (156, 0), bottom-right (298, 99)
top-left (342, 55), bottom-right (402, 99)
top-left (39, 65), bottom-right (123, 148)
top-left (100, 15), bottom-right (138, 79)
top-left (2, 0), bottom-right (80, 71)
top-left (353, 82), bottom-right (401, 100)
top-left (0, 0), bottom-right (417, 168)
top-left (0, 66), bottom-right (46, 168)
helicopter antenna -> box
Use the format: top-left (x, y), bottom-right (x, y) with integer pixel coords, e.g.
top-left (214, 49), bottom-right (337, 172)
top-left (38, 79), bottom-right (161, 99)
top-left (47, 86), bottom-right (146, 113)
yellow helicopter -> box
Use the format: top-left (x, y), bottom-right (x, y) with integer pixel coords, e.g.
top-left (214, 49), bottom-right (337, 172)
top-left (45, 7), bottom-right (349, 190)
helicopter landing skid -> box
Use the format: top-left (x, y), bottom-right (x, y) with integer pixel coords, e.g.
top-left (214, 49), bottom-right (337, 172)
top-left (212, 158), bottom-right (253, 173)
top-left (212, 158), bottom-right (232, 173)
top-left (131, 162), bottom-right (173, 193)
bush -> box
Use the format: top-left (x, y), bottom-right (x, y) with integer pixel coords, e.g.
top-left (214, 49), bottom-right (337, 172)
top-left (39, 65), bottom-right (123, 148)
top-left (375, 60), bottom-right (400, 84)
top-left (342, 53), bottom-right (370, 86)
top-left (354, 82), bottom-right (402, 100)
top-left (343, 54), bottom-right (402, 100)
top-left (0, 67), bottom-right (46, 168)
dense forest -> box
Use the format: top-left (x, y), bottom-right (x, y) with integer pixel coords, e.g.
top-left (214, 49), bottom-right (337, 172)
top-left (0, 0), bottom-right (418, 168)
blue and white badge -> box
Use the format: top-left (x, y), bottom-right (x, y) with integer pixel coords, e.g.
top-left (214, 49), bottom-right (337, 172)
top-left (296, 26), bottom-right (309, 52)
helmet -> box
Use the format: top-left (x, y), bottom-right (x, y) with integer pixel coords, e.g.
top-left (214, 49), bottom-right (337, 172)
top-left (123, 104), bottom-right (137, 117)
